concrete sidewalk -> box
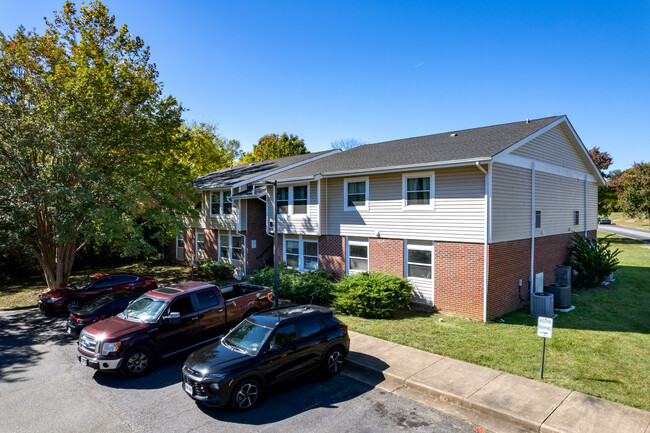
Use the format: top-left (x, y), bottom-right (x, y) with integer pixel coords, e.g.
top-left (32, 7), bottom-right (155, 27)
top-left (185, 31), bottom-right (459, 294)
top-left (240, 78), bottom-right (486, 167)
top-left (343, 331), bottom-right (650, 433)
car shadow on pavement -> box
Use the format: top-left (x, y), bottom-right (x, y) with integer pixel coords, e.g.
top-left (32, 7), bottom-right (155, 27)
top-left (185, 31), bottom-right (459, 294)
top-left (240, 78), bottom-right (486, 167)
top-left (0, 308), bottom-right (76, 383)
top-left (196, 365), bottom-right (387, 425)
top-left (93, 353), bottom-right (187, 390)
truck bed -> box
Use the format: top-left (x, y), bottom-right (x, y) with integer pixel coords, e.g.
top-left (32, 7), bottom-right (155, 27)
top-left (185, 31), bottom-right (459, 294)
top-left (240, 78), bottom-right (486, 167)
top-left (220, 283), bottom-right (271, 301)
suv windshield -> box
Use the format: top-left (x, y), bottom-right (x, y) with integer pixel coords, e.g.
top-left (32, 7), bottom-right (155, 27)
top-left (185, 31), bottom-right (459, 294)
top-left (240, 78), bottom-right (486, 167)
top-left (70, 276), bottom-right (98, 290)
top-left (119, 296), bottom-right (167, 323)
top-left (222, 319), bottom-right (273, 356)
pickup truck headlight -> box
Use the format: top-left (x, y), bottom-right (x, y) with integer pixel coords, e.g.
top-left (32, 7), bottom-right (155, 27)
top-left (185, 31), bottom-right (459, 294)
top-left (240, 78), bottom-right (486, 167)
top-left (101, 341), bottom-right (122, 355)
top-left (45, 297), bottom-right (62, 303)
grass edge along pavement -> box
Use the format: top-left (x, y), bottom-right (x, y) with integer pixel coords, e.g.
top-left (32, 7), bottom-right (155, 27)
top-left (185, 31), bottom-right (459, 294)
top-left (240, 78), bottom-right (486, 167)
top-left (337, 232), bottom-right (650, 412)
top-left (608, 212), bottom-right (650, 229)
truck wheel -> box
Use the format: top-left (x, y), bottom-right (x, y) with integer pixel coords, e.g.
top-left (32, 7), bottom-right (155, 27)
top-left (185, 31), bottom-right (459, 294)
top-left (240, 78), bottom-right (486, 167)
top-left (65, 299), bottom-right (81, 312)
top-left (230, 378), bottom-right (262, 411)
top-left (321, 346), bottom-right (345, 377)
top-left (120, 346), bottom-right (154, 378)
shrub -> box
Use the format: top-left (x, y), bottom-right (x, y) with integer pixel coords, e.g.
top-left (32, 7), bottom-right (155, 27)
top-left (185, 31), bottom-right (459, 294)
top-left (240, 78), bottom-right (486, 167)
top-left (249, 263), bottom-right (336, 305)
top-left (568, 233), bottom-right (621, 288)
top-left (199, 261), bottom-right (235, 280)
top-left (333, 272), bottom-right (412, 318)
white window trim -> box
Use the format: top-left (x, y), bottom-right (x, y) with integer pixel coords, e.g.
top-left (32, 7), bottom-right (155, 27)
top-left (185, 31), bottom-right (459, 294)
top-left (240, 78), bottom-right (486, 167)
top-left (346, 237), bottom-right (369, 275)
top-left (404, 240), bottom-right (434, 306)
top-left (283, 235), bottom-right (319, 272)
top-left (195, 229), bottom-right (205, 260)
top-left (176, 235), bottom-right (184, 261)
top-left (535, 209), bottom-right (542, 229)
top-left (573, 210), bottom-right (580, 226)
top-left (402, 171), bottom-right (435, 210)
top-left (210, 191), bottom-right (235, 217)
top-left (276, 184), bottom-right (310, 217)
top-left (343, 176), bottom-right (369, 211)
top-left (218, 231), bottom-right (243, 266)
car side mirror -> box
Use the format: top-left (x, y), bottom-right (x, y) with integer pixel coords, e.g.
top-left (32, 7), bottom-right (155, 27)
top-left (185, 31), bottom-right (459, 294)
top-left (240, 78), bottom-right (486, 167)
top-left (266, 343), bottom-right (281, 353)
top-left (162, 311), bottom-right (181, 325)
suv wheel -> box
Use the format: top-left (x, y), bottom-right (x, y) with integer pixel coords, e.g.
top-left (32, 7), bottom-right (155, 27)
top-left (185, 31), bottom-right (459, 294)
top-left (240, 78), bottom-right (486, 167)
top-left (120, 346), bottom-right (154, 378)
top-left (65, 299), bottom-right (81, 312)
top-left (322, 347), bottom-right (345, 376)
top-left (230, 378), bottom-right (261, 411)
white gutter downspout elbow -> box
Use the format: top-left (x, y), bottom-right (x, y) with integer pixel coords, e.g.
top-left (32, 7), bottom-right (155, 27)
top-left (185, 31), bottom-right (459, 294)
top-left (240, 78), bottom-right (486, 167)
top-left (476, 162), bottom-right (490, 322)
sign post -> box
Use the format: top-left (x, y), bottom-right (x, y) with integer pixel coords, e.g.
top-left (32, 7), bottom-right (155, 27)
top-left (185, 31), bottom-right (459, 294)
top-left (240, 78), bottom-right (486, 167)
top-left (537, 316), bottom-right (553, 379)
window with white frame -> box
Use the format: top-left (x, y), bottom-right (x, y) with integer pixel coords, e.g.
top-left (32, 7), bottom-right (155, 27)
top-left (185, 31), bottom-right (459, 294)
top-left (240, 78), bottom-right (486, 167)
top-left (406, 241), bottom-right (432, 280)
top-left (344, 177), bottom-right (369, 211)
top-left (574, 210), bottom-right (580, 226)
top-left (176, 235), bottom-right (184, 260)
top-left (284, 237), bottom-right (319, 272)
top-left (276, 185), bottom-right (309, 215)
top-left (195, 229), bottom-right (205, 260)
top-left (219, 232), bottom-right (243, 264)
top-left (347, 237), bottom-right (368, 274)
top-left (535, 210), bottom-right (542, 229)
top-left (403, 172), bottom-right (434, 208)
top-left (210, 191), bottom-right (233, 216)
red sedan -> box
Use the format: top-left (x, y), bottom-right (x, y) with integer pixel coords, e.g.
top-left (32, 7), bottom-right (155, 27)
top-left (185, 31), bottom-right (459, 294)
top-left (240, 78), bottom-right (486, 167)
top-left (38, 273), bottom-right (157, 314)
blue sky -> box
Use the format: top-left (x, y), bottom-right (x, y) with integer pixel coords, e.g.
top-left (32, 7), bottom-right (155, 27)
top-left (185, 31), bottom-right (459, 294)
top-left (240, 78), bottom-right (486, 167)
top-left (2, 1), bottom-right (649, 172)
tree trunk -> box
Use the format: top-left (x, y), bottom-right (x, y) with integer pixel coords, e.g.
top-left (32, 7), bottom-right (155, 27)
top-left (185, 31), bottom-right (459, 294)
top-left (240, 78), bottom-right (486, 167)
top-left (33, 206), bottom-right (78, 291)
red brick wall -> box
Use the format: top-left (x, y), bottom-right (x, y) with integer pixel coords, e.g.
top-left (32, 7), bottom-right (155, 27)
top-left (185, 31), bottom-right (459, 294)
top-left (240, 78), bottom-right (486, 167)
top-left (183, 228), bottom-right (195, 263)
top-left (369, 238), bottom-right (404, 277)
top-left (204, 229), bottom-right (219, 260)
top-left (434, 241), bottom-right (485, 320)
top-left (245, 198), bottom-right (274, 273)
top-left (319, 235), bottom-right (345, 279)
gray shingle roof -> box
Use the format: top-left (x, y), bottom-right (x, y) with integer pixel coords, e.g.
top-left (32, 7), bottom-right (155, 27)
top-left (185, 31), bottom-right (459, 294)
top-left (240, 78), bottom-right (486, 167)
top-left (193, 150), bottom-right (336, 189)
top-left (265, 116), bottom-right (564, 182)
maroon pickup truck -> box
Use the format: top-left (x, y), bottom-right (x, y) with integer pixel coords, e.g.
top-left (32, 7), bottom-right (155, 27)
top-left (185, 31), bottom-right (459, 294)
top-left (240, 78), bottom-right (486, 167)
top-left (77, 281), bottom-right (273, 378)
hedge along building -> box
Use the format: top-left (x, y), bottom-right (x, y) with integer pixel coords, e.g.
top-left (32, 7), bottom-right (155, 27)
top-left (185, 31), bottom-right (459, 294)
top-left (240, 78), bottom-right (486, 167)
top-left (174, 116), bottom-right (604, 321)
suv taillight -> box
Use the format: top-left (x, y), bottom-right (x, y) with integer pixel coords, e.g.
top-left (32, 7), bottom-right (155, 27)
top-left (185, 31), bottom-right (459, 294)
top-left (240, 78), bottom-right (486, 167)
top-left (339, 324), bottom-right (348, 332)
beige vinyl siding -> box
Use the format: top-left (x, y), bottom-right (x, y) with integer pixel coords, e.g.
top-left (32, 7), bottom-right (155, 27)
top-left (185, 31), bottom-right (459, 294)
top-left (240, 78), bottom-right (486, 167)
top-left (491, 163), bottom-right (532, 242)
top-left (588, 181), bottom-right (598, 231)
top-left (325, 167), bottom-right (485, 242)
top-left (534, 172), bottom-right (587, 237)
top-left (191, 190), bottom-right (238, 231)
top-left (511, 125), bottom-right (593, 173)
top-left (267, 182), bottom-right (319, 235)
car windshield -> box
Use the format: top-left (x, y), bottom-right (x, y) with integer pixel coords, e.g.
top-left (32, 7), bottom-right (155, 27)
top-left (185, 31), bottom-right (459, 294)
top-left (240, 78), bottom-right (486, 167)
top-left (70, 276), bottom-right (98, 290)
top-left (222, 319), bottom-right (273, 356)
top-left (119, 296), bottom-right (167, 323)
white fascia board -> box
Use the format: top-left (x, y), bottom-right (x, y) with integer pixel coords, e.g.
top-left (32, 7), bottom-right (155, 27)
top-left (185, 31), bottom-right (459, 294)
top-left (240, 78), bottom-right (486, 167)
top-left (498, 154), bottom-right (598, 182)
top-left (231, 150), bottom-right (341, 189)
top-left (491, 117), bottom-right (567, 161)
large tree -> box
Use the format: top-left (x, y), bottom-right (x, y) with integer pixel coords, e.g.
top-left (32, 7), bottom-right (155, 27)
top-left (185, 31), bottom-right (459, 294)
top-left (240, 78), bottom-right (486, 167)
top-left (588, 146), bottom-right (617, 217)
top-left (0, 1), bottom-right (196, 290)
top-left (178, 122), bottom-right (240, 178)
top-left (620, 162), bottom-right (650, 219)
top-left (238, 133), bottom-right (307, 164)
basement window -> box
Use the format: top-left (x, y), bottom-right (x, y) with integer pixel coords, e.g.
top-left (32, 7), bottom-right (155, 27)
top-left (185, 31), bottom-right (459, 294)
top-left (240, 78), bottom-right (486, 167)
top-left (535, 210), bottom-right (542, 229)
top-left (574, 210), bottom-right (580, 226)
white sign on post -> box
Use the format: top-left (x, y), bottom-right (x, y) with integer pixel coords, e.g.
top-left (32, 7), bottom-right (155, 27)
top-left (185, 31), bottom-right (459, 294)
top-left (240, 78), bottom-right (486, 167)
top-left (537, 316), bottom-right (553, 338)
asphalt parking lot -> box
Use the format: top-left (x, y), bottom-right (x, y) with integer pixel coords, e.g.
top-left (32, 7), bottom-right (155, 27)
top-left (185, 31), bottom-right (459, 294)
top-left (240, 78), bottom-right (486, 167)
top-left (0, 309), bottom-right (480, 433)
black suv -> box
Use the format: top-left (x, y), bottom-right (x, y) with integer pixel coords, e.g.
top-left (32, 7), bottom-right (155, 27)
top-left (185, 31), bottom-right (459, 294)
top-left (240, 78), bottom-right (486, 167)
top-left (181, 305), bottom-right (350, 410)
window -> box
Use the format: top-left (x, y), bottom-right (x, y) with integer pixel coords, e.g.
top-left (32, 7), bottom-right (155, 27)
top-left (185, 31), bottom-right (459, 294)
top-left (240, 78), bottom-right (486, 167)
top-left (277, 187), bottom-right (289, 214)
top-left (344, 177), bottom-right (369, 211)
top-left (195, 289), bottom-right (221, 310)
top-left (210, 191), bottom-right (234, 216)
top-left (403, 172), bottom-right (434, 209)
top-left (574, 210), bottom-right (580, 226)
top-left (219, 232), bottom-right (243, 265)
top-left (176, 235), bottom-right (184, 260)
top-left (169, 296), bottom-right (195, 316)
top-left (293, 186), bottom-right (308, 214)
top-left (284, 237), bottom-right (319, 272)
top-left (406, 241), bottom-right (432, 280)
top-left (535, 210), bottom-right (542, 229)
top-left (276, 185), bottom-right (309, 215)
top-left (347, 237), bottom-right (368, 274)
top-left (298, 318), bottom-right (324, 339)
top-left (195, 229), bottom-right (205, 260)
top-left (270, 324), bottom-right (298, 347)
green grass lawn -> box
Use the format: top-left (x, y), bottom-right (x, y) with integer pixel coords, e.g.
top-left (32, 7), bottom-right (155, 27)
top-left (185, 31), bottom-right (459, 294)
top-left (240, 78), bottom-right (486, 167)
top-left (608, 211), bottom-right (650, 229)
top-left (337, 232), bottom-right (650, 411)
top-left (0, 261), bottom-right (209, 309)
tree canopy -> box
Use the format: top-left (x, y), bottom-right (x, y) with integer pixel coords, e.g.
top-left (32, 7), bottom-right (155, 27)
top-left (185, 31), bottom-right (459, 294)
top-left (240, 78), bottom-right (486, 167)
top-left (0, 1), bottom-right (196, 289)
top-left (619, 162), bottom-right (650, 219)
top-left (331, 138), bottom-right (365, 151)
top-left (238, 133), bottom-right (307, 164)
top-left (177, 122), bottom-right (240, 178)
